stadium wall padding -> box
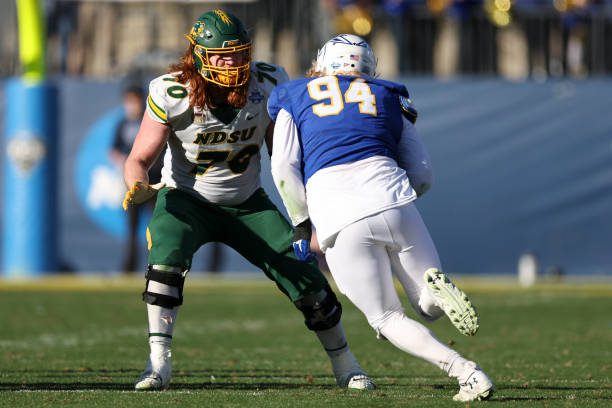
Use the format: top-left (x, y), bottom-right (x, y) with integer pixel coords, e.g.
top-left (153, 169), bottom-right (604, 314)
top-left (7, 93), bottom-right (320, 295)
top-left (1, 78), bottom-right (611, 275)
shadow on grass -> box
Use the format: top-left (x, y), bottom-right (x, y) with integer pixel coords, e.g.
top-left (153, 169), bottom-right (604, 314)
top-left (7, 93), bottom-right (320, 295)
top-left (0, 383), bottom-right (133, 391)
top-left (502, 384), bottom-right (610, 391)
top-left (0, 368), bottom-right (339, 391)
top-left (4, 367), bottom-right (326, 376)
top-left (0, 382), bottom-right (335, 391)
top-left (478, 384), bottom-right (612, 403)
top-left (4, 367), bottom-right (445, 382)
top-left (493, 396), bottom-right (612, 402)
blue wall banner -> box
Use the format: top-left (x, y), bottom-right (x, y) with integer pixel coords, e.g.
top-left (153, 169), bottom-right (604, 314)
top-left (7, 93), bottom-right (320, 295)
top-left (74, 107), bottom-right (148, 239)
top-left (1, 78), bottom-right (610, 275)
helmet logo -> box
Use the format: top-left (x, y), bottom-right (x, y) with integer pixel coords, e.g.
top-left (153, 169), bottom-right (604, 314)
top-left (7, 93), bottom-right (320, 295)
top-left (316, 34), bottom-right (376, 76)
top-left (213, 9), bottom-right (232, 25)
top-left (191, 21), bottom-right (205, 38)
top-left (248, 90), bottom-right (264, 104)
top-left (223, 39), bottom-right (240, 47)
top-left (331, 34), bottom-right (369, 48)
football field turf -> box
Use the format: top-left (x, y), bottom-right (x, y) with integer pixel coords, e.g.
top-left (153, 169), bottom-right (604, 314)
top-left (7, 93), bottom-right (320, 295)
top-left (1, 276), bottom-right (610, 407)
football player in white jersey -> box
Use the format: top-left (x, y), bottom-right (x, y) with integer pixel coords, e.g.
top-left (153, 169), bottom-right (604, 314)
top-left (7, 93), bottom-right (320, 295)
top-left (122, 11), bottom-right (374, 391)
top-left (268, 34), bottom-right (495, 402)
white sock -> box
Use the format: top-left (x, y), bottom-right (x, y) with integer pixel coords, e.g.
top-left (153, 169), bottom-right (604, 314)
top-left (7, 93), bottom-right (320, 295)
top-left (147, 304), bottom-right (178, 355)
top-left (418, 286), bottom-right (444, 319)
top-left (447, 356), bottom-right (471, 379)
top-left (379, 311), bottom-right (466, 374)
top-left (149, 336), bottom-right (172, 358)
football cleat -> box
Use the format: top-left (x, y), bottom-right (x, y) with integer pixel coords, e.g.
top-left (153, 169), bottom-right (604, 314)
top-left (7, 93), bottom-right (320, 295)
top-left (453, 361), bottom-right (494, 402)
top-left (338, 372), bottom-right (377, 390)
top-left (424, 268), bottom-right (479, 336)
top-left (134, 350), bottom-right (172, 391)
top-left (331, 349), bottom-right (376, 390)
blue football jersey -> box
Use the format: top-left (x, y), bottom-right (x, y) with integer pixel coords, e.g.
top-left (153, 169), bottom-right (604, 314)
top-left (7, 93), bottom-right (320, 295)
top-left (268, 75), bottom-right (410, 183)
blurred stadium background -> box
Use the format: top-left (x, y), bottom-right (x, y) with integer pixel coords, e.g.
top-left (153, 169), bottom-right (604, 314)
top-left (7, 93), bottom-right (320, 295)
top-left (1, 0), bottom-right (612, 278)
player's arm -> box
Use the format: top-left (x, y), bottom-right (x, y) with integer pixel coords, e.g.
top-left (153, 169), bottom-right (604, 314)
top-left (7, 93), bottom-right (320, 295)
top-left (265, 77), bottom-right (307, 222)
top-left (123, 113), bottom-right (169, 209)
top-left (270, 108), bottom-right (309, 225)
top-left (397, 117), bottom-right (432, 197)
top-left (270, 108), bottom-right (314, 261)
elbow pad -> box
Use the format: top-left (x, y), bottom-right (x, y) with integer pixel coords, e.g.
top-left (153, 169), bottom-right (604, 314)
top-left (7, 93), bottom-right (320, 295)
top-left (400, 96), bottom-right (418, 124)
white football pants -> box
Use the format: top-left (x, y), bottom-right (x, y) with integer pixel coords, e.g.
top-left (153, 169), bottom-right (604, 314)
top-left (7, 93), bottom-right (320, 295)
top-left (325, 203), bottom-right (462, 369)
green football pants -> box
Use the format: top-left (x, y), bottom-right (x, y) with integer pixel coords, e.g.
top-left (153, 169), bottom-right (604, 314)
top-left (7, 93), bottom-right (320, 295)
top-left (147, 187), bottom-right (328, 302)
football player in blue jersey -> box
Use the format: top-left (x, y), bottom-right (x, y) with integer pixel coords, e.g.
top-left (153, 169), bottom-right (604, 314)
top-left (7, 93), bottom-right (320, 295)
top-left (268, 34), bottom-right (494, 402)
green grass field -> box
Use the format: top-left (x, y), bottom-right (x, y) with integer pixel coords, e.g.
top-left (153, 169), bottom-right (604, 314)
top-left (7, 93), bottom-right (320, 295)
top-left (1, 276), bottom-right (610, 407)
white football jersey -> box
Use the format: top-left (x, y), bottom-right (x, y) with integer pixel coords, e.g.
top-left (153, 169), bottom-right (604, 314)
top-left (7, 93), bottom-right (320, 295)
top-left (306, 155), bottom-right (417, 251)
top-left (146, 62), bottom-right (288, 206)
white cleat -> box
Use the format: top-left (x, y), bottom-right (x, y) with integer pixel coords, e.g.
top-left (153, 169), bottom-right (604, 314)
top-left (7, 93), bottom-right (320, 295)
top-left (453, 361), bottom-right (494, 402)
top-left (134, 351), bottom-right (172, 391)
top-left (338, 372), bottom-right (377, 390)
top-left (424, 268), bottom-right (479, 336)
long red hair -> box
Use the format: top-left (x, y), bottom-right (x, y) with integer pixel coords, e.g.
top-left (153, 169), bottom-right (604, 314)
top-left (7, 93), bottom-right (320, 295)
top-left (169, 44), bottom-right (250, 109)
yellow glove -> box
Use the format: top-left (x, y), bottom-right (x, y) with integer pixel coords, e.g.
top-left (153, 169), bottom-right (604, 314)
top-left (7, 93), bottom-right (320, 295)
top-left (122, 181), bottom-right (165, 210)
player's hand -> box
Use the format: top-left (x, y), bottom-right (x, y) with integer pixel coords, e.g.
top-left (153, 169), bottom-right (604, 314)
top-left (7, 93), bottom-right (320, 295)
top-left (122, 181), bottom-right (165, 210)
top-left (292, 219), bottom-right (315, 262)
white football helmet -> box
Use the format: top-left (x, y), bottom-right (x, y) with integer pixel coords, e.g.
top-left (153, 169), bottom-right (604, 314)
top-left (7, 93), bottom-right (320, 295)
top-left (315, 34), bottom-right (377, 76)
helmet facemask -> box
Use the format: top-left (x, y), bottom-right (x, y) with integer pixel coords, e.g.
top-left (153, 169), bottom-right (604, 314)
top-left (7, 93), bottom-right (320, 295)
top-left (188, 36), bottom-right (252, 87)
top-left (185, 9), bottom-right (252, 88)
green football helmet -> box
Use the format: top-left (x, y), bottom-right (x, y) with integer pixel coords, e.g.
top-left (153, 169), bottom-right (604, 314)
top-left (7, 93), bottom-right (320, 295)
top-left (186, 10), bottom-right (251, 87)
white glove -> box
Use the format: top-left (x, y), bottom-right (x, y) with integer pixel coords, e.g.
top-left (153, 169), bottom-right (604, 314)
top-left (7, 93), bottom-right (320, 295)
top-left (122, 181), bottom-right (165, 210)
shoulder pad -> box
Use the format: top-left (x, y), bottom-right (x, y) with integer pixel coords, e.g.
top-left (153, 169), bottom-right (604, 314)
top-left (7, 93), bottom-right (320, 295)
top-left (368, 77), bottom-right (409, 96)
top-left (267, 80), bottom-right (296, 122)
top-left (399, 95), bottom-right (418, 124)
top-left (252, 61), bottom-right (289, 89)
top-left (147, 73), bottom-right (190, 124)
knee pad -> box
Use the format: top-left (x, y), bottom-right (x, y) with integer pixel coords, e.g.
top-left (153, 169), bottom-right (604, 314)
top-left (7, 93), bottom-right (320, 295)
top-left (294, 286), bottom-right (342, 331)
top-left (142, 265), bottom-right (187, 308)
